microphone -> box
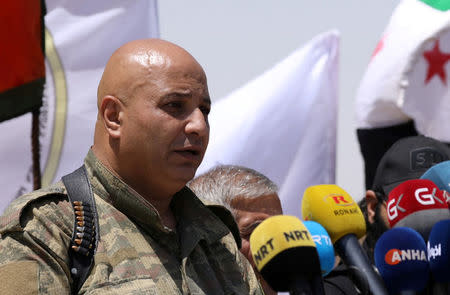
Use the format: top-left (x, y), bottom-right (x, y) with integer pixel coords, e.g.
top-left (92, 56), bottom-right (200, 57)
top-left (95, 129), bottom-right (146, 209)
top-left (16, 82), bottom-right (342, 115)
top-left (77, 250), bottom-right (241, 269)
top-left (302, 184), bottom-right (388, 295)
top-left (304, 221), bottom-right (335, 277)
top-left (249, 215), bottom-right (325, 295)
top-left (428, 219), bottom-right (450, 283)
top-left (420, 160), bottom-right (450, 193)
top-left (374, 227), bottom-right (429, 294)
top-left (386, 179), bottom-right (450, 239)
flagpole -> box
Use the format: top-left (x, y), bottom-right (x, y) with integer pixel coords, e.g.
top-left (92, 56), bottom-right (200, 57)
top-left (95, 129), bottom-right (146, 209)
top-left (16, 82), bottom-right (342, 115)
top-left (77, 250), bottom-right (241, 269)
top-left (32, 109), bottom-right (41, 190)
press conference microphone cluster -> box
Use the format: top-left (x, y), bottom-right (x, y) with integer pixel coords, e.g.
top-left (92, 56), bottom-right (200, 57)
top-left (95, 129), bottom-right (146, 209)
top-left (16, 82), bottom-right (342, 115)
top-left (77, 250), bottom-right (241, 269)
top-left (374, 220), bottom-right (450, 295)
top-left (302, 184), bottom-right (388, 295)
top-left (249, 215), bottom-right (325, 295)
top-left (384, 179), bottom-right (450, 294)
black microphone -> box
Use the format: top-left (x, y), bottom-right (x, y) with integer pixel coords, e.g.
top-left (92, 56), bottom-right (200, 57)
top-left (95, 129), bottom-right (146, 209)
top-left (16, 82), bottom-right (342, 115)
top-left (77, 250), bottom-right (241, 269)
top-left (249, 215), bottom-right (325, 295)
top-left (302, 184), bottom-right (388, 295)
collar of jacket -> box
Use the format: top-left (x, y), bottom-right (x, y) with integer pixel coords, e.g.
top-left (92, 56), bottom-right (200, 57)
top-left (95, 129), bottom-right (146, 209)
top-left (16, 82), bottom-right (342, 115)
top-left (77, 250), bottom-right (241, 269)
top-left (84, 149), bottom-right (231, 255)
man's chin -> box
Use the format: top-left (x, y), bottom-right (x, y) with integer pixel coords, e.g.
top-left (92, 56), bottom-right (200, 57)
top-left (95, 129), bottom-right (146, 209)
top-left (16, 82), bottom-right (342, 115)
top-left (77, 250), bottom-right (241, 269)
top-left (171, 165), bottom-right (199, 184)
top-left (365, 210), bottom-right (390, 261)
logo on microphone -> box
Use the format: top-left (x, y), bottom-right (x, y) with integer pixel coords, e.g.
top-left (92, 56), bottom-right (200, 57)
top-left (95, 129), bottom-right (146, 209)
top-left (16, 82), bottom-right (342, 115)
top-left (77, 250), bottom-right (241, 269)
top-left (387, 193), bottom-right (406, 221)
top-left (427, 242), bottom-right (442, 261)
top-left (443, 190), bottom-right (450, 204)
top-left (253, 238), bottom-right (275, 267)
top-left (312, 234), bottom-right (332, 246)
top-left (385, 248), bottom-right (427, 265)
top-left (327, 194), bottom-right (354, 206)
top-left (414, 187), bottom-right (441, 205)
top-left (387, 198), bottom-right (399, 220)
top-left (325, 194), bottom-right (359, 216)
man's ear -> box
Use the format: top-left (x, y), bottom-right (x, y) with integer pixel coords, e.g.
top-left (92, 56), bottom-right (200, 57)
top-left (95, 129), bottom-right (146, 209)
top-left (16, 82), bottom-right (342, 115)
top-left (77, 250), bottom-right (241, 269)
top-left (100, 95), bottom-right (123, 139)
top-left (366, 190), bottom-right (378, 224)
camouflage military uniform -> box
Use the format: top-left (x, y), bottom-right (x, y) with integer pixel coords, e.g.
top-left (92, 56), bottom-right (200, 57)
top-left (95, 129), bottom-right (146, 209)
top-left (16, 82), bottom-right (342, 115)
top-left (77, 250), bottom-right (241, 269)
top-left (0, 150), bottom-right (263, 294)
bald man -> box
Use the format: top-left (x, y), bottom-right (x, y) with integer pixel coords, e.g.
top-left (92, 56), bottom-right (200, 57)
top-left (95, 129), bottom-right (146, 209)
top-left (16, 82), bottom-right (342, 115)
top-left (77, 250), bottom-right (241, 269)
top-left (0, 39), bottom-right (263, 294)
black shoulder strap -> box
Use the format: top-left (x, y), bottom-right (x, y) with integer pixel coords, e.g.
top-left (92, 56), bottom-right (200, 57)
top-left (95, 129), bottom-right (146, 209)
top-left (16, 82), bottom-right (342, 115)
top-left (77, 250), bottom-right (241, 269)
top-left (62, 166), bottom-right (99, 295)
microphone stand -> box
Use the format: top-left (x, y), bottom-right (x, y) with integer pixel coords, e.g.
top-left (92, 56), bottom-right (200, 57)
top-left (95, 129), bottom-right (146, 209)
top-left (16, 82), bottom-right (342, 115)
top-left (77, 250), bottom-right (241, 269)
top-left (289, 275), bottom-right (325, 295)
top-left (289, 277), bottom-right (312, 295)
top-left (335, 234), bottom-right (388, 295)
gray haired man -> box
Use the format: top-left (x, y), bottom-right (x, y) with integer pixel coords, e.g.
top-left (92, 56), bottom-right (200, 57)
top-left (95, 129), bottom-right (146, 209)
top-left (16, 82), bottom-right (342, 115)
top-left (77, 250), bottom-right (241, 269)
top-left (189, 165), bottom-right (282, 295)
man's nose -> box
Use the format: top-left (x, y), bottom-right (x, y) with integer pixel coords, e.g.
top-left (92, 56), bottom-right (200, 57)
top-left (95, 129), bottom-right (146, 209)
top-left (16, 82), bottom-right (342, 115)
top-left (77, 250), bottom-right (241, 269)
top-left (185, 108), bottom-right (209, 137)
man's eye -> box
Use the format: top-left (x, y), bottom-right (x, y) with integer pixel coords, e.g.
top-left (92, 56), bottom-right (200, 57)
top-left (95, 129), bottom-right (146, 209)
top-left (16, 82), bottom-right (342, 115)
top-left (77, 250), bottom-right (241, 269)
top-left (240, 232), bottom-right (252, 241)
top-left (163, 101), bottom-right (185, 115)
top-left (200, 106), bottom-right (210, 116)
top-left (166, 101), bottom-right (183, 109)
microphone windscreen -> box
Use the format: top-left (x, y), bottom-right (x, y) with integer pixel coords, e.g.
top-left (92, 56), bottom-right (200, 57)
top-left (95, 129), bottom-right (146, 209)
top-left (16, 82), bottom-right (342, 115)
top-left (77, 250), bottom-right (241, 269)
top-left (387, 179), bottom-right (450, 239)
top-left (304, 221), bottom-right (335, 276)
top-left (428, 219), bottom-right (450, 283)
top-left (374, 227), bottom-right (429, 293)
top-left (420, 160), bottom-right (450, 192)
top-left (249, 215), bottom-right (321, 292)
top-left (302, 184), bottom-right (366, 243)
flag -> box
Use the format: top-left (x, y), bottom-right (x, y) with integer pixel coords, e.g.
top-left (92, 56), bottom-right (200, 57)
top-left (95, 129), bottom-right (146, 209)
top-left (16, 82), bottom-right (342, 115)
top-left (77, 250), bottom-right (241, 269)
top-left (196, 31), bottom-right (339, 219)
top-left (0, 0), bottom-right (159, 213)
top-left (0, 0), bottom-right (45, 122)
top-left (355, 0), bottom-right (450, 143)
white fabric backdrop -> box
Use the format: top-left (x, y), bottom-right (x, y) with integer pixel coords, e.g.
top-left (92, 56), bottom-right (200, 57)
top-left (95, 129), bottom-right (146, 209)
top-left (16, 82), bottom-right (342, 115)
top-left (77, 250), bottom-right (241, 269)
top-left (197, 31), bottom-right (339, 219)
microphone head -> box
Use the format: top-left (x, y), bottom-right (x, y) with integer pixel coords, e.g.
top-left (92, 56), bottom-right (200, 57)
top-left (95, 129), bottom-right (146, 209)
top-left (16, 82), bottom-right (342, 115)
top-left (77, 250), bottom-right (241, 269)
top-left (420, 160), bottom-right (450, 193)
top-left (428, 219), bottom-right (450, 283)
top-left (304, 221), bottom-right (335, 276)
top-left (249, 215), bottom-right (321, 292)
top-left (302, 184), bottom-right (366, 243)
top-left (387, 179), bottom-right (450, 239)
top-left (374, 227), bottom-right (429, 293)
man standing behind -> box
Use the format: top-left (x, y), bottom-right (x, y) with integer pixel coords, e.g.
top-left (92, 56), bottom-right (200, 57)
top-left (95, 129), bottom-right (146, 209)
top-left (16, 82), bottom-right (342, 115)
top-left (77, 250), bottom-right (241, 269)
top-left (360, 135), bottom-right (450, 261)
top-left (189, 165), bottom-right (283, 295)
top-left (0, 39), bottom-right (262, 294)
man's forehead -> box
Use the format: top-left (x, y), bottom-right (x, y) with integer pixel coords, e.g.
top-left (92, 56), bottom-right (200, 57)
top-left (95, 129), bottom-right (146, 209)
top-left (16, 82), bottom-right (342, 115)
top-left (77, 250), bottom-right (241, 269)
top-left (231, 194), bottom-right (282, 213)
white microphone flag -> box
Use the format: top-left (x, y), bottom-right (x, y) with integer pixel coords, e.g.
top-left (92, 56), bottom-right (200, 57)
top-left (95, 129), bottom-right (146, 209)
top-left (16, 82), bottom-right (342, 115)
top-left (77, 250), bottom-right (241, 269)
top-left (197, 31), bottom-right (339, 218)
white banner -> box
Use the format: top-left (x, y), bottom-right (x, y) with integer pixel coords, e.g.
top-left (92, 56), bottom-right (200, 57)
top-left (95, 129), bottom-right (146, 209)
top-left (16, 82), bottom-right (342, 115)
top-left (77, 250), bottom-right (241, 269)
top-left (0, 0), bottom-right (159, 213)
top-left (197, 31), bottom-right (339, 219)
top-left (355, 0), bottom-right (450, 142)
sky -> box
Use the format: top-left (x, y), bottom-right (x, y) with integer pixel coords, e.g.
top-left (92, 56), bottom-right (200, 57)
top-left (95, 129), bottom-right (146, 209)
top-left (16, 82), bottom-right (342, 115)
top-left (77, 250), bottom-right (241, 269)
top-left (158, 1), bottom-right (399, 200)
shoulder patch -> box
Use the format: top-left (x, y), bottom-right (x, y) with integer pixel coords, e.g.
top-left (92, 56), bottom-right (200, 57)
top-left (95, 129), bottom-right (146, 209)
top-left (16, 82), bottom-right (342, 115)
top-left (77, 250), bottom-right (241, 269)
top-left (0, 182), bottom-right (67, 234)
top-left (206, 204), bottom-right (242, 248)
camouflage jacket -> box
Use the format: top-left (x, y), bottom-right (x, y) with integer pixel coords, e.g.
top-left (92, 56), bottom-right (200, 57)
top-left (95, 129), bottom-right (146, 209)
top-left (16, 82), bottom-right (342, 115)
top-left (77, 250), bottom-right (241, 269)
top-left (0, 150), bottom-right (263, 294)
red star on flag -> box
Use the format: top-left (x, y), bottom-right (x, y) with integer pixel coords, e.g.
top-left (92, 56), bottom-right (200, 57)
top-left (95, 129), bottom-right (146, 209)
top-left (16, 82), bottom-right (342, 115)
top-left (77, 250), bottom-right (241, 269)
top-left (423, 39), bottom-right (450, 85)
top-left (371, 35), bottom-right (386, 60)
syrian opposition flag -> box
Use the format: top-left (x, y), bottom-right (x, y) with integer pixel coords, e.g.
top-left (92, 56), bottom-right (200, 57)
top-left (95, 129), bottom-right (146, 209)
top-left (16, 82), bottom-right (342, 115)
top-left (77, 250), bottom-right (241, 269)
top-left (355, 0), bottom-right (450, 189)
top-left (0, 1), bottom-right (159, 213)
top-left (196, 31), bottom-right (339, 219)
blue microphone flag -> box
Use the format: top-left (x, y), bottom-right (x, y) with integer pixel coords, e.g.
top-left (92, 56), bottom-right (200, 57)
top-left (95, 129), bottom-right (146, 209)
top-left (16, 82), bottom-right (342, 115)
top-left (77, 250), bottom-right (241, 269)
top-left (304, 221), bottom-right (335, 276)
top-left (374, 227), bottom-right (429, 293)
